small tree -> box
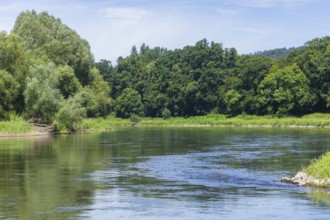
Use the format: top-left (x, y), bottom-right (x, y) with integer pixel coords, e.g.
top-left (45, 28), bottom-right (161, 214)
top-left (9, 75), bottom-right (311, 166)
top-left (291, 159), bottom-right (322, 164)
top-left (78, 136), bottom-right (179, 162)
top-left (257, 64), bottom-right (316, 115)
top-left (114, 88), bottom-right (144, 118)
top-left (224, 89), bottom-right (242, 115)
top-left (162, 108), bottom-right (171, 119)
top-left (53, 99), bottom-right (86, 132)
top-left (89, 67), bottom-right (112, 117)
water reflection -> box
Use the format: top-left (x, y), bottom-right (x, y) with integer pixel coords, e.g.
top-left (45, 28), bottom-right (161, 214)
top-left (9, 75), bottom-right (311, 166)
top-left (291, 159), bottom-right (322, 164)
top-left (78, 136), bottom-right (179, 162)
top-left (308, 188), bottom-right (330, 207)
top-left (0, 134), bottom-right (111, 219)
top-left (0, 127), bottom-right (329, 219)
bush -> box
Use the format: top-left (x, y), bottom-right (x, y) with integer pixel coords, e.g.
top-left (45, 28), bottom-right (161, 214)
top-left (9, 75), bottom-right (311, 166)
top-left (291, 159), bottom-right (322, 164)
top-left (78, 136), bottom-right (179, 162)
top-left (130, 114), bottom-right (141, 126)
top-left (162, 108), bottom-right (171, 119)
top-left (115, 88), bottom-right (144, 118)
top-left (53, 100), bottom-right (86, 132)
top-left (24, 63), bottom-right (64, 124)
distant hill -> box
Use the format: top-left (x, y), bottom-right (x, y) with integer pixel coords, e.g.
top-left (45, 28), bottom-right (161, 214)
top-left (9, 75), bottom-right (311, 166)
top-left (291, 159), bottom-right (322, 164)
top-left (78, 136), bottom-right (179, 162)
top-left (253, 47), bottom-right (295, 59)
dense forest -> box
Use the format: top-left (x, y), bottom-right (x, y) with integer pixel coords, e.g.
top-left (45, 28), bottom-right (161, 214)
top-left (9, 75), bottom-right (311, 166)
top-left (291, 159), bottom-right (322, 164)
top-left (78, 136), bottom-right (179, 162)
top-left (253, 47), bottom-right (295, 59)
top-left (0, 10), bottom-right (329, 131)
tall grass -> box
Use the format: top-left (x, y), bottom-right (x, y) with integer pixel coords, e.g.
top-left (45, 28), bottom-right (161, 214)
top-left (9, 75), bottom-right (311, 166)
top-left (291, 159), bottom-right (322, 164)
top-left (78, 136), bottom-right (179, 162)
top-left (2, 113), bottom-right (328, 135)
top-left (82, 116), bottom-right (131, 131)
top-left (304, 152), bottom-right (330, 179)
top-left (81, 113), bottom-right (330, 129)
top-left (0, 115), bottom-right (33, 134)
top-left (140, 113), bottom-right (330, 127)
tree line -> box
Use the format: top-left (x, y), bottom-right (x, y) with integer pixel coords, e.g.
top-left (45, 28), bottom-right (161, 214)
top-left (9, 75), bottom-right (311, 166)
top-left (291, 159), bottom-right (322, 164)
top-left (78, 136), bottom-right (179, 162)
top-left (0, 10), bottom-right (329, 131)
top-left (96, 38), bottom-right (329, 118)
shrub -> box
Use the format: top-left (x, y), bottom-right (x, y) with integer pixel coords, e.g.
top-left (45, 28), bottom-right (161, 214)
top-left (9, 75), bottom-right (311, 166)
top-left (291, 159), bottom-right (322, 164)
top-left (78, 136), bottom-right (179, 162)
top-left (130, 114), bottom-right (141, 126)
top-left (115, 88), bottom-right (144, 118)
top-left (53, 100), bottom-right (86, 132)
top-left (162, 108), bottom-right (171, 119)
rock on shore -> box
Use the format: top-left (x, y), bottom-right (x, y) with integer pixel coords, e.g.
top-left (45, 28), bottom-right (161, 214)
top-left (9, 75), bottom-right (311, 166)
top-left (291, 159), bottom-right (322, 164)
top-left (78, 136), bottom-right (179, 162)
top-left (281, 172), bottom-right (330, 187)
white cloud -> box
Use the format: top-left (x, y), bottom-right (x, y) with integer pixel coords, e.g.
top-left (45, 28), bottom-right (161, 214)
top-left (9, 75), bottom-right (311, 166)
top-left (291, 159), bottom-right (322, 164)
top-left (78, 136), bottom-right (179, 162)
top-left (83, 8), bottom-right (188, 62)
top-left (101, 7), bottom-right (149, 21)
top-left (214, 8), bottom-right (240, 16)
top-left (226, 0), bottom-right (312, 8)
top-left (1, 0), bottom-right (327, 63)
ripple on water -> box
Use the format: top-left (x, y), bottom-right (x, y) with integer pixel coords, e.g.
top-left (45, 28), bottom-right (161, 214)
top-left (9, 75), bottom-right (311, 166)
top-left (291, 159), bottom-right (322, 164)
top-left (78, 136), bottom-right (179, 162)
top-left (135, 152), bottom-right (298, 191)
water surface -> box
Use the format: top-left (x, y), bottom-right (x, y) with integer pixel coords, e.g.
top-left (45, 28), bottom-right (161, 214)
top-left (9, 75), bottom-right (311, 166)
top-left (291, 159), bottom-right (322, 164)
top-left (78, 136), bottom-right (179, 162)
top-left (0, 127), bottom-right (330, 219)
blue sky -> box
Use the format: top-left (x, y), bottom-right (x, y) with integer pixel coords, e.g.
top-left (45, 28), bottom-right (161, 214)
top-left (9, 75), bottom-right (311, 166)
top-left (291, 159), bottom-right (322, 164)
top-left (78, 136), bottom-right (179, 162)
top-left (1, 0), bottom-right (330, 62)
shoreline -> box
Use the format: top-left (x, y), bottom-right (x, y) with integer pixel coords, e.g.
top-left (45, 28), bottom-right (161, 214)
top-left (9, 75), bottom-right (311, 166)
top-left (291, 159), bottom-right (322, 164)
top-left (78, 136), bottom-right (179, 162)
top-left (138, 123), bottom-right (330, 129)
top-left (1, 113), bottom-right (330, 138)
top-left (1, 121), bottom-right (329, 138)
top-left (0, 125), bottom-right (51, 138)
top-left (282, 172), bottom-right (330, 188)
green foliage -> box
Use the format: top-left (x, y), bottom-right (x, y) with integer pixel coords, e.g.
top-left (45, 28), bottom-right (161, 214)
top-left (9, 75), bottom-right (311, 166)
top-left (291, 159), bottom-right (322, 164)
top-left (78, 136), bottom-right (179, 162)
top-left (257, 64), bottom-right (316, 115)
top-left (53, 99), bottom-right (86, 132)
top-left (83, 113), bottom-right (330, 128)
top-left (82, 116), bottom-right (131, 130)
top-left (115, 88), bottom-right (144, 118)
top-left (130, 114), bottom-right (141, 126)
top-left (1, 9), bottom-right (330, 124)
top-left (111, 37), bottom-right (298, 118)
top-left (95, 59), bottom-right (113, 83)
top-left (162, 108), bottom-right (171, 119)
top-left (12, 10), bottom-right (94, 85)
top-left (72, 87), bottom-right (98, 117)
top-left (0, 32), bottom-right (30, 113)
top-left (56, 65), bottom-right (81, 98)
top-left (89, 67), bottom-right (112, 117)
top-left (0, 32), bottom-right (29, 84)
top-left (0, 116), bottom-right (32, 134)
top-left (293, 37), bottom-right (330, 112)
top-left (254, 47), bottom-right (295, 59)
top-left (0, 70), bottom-right (20, 119)
top-left (225, 89), bottom-right (242, 115)
top-left (304, 152), bottom-right (330, 179)
top-left (24, 63), bottom-right (64, 124)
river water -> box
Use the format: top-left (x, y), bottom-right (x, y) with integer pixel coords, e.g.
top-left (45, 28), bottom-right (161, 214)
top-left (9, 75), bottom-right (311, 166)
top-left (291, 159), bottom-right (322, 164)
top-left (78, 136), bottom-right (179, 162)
top-left (0, 127), bottom-right (330, 219)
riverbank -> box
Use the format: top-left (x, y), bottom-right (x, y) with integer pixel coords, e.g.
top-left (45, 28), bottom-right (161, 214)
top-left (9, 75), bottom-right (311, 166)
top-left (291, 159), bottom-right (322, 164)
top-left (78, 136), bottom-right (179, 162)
top-left (0, 122), bottom-right (52, 137)
top-left (1, 113), bottom-right (329, 137)
top-left (282, 152), bottom-right (330, 187)
top-left (0, 119), bottom-right (33, 137)
top-left (141, 113), bottom-right (330, 128)
top-left (82, 113), bottom-right (330, 130)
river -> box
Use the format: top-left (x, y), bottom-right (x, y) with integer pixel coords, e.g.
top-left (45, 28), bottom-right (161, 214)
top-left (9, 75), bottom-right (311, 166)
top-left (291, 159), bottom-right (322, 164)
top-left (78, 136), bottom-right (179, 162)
top-left (0, 127), bottom-right (330, 219)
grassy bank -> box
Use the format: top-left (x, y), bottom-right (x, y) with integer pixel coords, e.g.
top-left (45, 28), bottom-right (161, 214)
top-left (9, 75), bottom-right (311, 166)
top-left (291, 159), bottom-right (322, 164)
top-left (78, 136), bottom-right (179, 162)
top-left (0, 117), bottom-right (33, 135)
top-left (304, 152), bottom-right (330, 179)
top-left (82, 117), bottom-right (132, 131)
top-left (1, 113), bottom-right (329, 136)
top-left (140, 113), bottom-right (330, 127)
top-left (81, 113), bottom-right (330, 131)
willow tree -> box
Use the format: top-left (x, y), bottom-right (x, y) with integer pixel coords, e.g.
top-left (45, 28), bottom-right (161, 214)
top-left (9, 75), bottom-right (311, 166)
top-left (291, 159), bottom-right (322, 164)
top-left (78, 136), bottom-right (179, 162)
top-left (12, 10), bottom-right (94, 85)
